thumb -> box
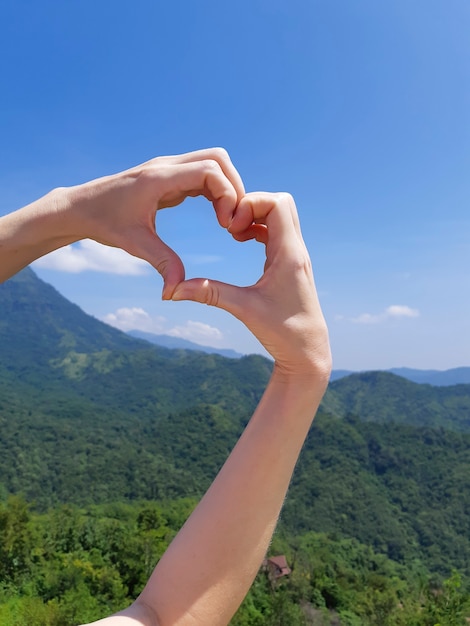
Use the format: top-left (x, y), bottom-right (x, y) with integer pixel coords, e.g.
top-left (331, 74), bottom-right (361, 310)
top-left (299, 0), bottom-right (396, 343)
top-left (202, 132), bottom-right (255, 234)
top-left (171, 277), bottom-right (246, 319)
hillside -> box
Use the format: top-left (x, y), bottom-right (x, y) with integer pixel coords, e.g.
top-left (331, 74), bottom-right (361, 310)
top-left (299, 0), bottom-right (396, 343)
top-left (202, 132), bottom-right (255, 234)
top-left (323, 371), bottom-right (470, 432)
top-left (0, 268), bottom-right (272, 418)
top-left (0, 267), bottom-right (141, 365)
top-left (284, 412), bottom-right (470, 576)
top-left (1, 267), bottom-right (470, 586)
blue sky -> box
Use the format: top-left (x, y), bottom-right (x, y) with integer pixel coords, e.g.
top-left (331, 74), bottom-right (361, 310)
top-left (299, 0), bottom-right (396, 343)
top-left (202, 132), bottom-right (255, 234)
top-left (1, 0), bottom-right (469, 370)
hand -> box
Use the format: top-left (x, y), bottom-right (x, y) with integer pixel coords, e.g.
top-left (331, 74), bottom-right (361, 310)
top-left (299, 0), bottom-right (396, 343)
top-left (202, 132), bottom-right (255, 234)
top-left (65, 148), bottom-right (244, 298)
top-left (171, 192), bottom-right (331, 378)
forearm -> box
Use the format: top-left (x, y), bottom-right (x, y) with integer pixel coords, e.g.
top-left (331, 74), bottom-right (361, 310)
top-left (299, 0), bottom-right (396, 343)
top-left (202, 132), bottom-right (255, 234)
top-left (137, 363), bottom-right (330, 626)
top-left (0, 188), bottom-right (79, 282)
top-left (0, 175), bottom-right (131, 283)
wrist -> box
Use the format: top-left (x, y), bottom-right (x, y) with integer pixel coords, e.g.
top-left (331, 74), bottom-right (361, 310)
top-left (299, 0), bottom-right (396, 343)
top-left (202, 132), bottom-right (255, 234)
top-left (57, 178), bottom-right (108, 242)
top-left (271, 334), bottom-right (332, 393)
top-left (272, 358), bottom-right (331, 394)
top-left (269, 361), bottom-right (331, 423)
top-left (62, 169), bottom-right (138, 243)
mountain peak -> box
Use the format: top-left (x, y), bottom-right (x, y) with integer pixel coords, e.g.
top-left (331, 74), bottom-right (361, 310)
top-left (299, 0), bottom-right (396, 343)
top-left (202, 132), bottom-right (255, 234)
top-left (0, 267), bottom-right (143, 372)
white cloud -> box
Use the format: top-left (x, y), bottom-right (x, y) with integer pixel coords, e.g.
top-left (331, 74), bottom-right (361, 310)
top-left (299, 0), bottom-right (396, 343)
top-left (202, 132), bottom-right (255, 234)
top-left (103, 307), bottom-right (167, 333)
top-left (102, 308), bottom-right (224, 347)
top-left (349, 304), bottom-right (420, 324)
top-left (385, 305), bottom-right (419, 318)
top-left (168, 320), bottom-right (223, 346)
top-left (33, 240), bottom-right (150, 275)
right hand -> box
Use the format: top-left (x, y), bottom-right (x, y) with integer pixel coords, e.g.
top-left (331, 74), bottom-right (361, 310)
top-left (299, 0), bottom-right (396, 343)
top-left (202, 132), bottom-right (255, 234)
top-left (64, 148), bottom-right (245, 299)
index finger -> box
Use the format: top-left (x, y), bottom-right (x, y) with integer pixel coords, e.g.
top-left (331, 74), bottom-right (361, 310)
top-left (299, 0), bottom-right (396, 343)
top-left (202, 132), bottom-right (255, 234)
top-left (155, 160), bottom-right (241, 228)
top-left (165, 147), bottom-right (245, 204)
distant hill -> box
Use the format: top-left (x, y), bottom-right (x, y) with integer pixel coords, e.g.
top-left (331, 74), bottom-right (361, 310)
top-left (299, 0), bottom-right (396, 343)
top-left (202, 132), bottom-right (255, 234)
top-left (129, 335), bottom-right (470, 387)
top-left (0, 267), bottom-right (143, 374)
top-left (0, 267), bottom-right (272, 417)
top-left (2, 268), bottom-right (469, 433)
top-left (389, 366), bottom-right (470, 386)
top-left (331, 366), bottom-right (470, 386)
top-left (128, 329), bottom-right (243, 359)
top-left (329, 369), bottom-right (354, 382)
top-left (323, 371), bottom-right (470, 432)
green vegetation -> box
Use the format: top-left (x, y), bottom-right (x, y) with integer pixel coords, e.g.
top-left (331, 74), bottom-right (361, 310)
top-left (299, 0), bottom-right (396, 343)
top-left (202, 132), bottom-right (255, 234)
top-left (0, 497), bottom-right (468, 625)
top-left (323, 372), bottom-right (470, 432)
top-left (1, 268), bottom-right (470, 623)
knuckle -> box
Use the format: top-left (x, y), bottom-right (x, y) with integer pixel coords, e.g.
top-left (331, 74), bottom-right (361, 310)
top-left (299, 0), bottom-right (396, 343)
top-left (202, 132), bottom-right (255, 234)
top-left (201, 158), bottom-right (223, 175)
top-left (288, 248), bottom-right (312, 275)
top-left (204, 281), bottom-right (220, 307)
top-left (293, 256), bottom-right (309, 273)
top-left (211, 146), bottom-right (230, 161)
top-left (155, 257), bottom-right (170, 277)
top-left (274, 192), bottom-right (294, 205)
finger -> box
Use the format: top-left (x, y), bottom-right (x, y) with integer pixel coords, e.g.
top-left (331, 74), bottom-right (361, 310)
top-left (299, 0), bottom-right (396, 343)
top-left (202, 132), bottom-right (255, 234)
top-left (125, 228), bottom-right (185, 300)
top-left (230, 223), bottom-right (269, 245)
top-left (166, 147), bottom-right (245, 203)
top-left (234, 192), bottom-right (301, 253)
top-left (158, 161), bottom-right (239, 228)
top-left (171, 277), bottom-right (248, 321)
top-left (227, 196), bottom-right (255, 234)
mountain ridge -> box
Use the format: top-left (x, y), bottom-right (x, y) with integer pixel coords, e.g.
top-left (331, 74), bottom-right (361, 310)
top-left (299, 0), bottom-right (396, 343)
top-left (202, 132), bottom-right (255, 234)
top-left (2, 268), bottom-right (470, 433)
top-left (4, 267), bottom-right (467, 387)
top-left (330, 366), bottom-right (470, 386)
top-left (322, 370), bottom-right (470, 432)
top-left (128, 329), bottom-right (243, 359)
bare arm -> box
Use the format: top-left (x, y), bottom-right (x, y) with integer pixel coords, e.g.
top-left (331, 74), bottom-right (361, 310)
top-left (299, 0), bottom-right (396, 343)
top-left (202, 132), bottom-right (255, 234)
top-left (89, 193), bottom-right (331, 625)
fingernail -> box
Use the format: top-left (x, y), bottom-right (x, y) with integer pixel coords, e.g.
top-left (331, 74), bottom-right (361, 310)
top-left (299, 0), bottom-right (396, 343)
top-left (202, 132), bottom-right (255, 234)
top-left (171, 286), bottom-right (183, 301)
top-left (162, 285), bottom-right (173, 301)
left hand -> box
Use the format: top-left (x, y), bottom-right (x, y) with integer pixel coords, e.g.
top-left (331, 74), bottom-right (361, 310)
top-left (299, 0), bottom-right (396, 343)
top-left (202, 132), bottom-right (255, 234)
top-left (171, 192), bottom-right (331, 380)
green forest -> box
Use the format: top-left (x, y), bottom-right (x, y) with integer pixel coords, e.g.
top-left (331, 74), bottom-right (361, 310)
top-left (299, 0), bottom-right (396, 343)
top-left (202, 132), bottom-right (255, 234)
top-left (1, 495), bottom-right (469, 625)
top-left (1, 269), bottom-right (469, 625)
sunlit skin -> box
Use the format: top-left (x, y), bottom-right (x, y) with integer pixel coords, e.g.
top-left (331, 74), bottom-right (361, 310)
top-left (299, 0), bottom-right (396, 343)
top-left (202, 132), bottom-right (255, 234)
top-left (0, 149), bottom-right (331, 626)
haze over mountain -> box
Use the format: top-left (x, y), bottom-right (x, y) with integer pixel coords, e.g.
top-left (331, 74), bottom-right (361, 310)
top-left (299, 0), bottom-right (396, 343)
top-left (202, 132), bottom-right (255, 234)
top-left (128, 329), bottom-right (243, 359)
top-left (330, 367), bottom-right (470, 386)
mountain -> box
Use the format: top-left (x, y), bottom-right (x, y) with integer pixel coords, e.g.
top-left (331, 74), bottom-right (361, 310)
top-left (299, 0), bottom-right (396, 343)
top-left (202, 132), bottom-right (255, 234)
top-left (2, 269), bottom-right (469, 434)
top-left (0, 267), bottom-right (144, 374)
top-left (0, 268), bottom-right (272, 415)
top-left (329, 369), bottom-right (354, 382)
top-left (283, 411), bottom-right (470, 574)
top-left (389, 366), bottom-right (470, 386)
top-left (1, 267), bottom-right (470, 581)
top-left (0, 267), bottom-right (272, 503)
top-left (331, 366), bottom-right (470, 386)
top-left (322, 371), bottom-right (470, 432)
top-left (128, 329), bottom-right (243, 359)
